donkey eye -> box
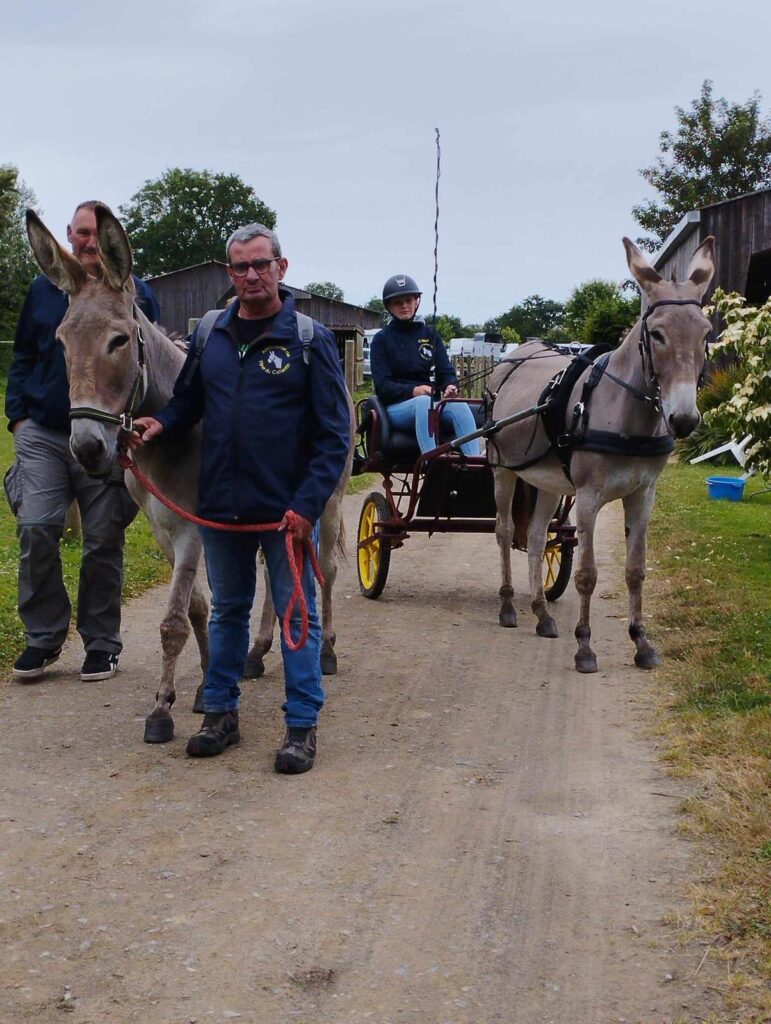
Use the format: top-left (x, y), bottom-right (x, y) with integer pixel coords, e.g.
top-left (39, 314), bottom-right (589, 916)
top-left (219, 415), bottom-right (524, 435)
top-left (108, 333), bottom-right (130, 353)
top-left (650, 329), bottom-right (665, 345)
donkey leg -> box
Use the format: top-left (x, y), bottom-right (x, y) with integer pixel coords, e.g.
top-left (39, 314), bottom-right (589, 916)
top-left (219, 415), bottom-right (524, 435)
top-left (494, 469), bottom-right (519, 627)
top-left (573, 490), bottom-right (600, 673)
top-left (623, 486), bottom-right (661, 669)
top-left (318, 505), bottom-right (342, 676)
top-left (189, 580), bottom-right (210, 714)
top-left (145, 562), bottom-right (198, 743)
top-left (527, 490), bottom-right (561, 638)
top-left (244, 564), bottom-right (274, 679)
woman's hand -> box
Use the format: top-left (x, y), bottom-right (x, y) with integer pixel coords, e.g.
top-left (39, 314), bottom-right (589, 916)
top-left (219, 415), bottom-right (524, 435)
top-left (412, 384), bottom-right (432, 397)
top-left (442, 384), bottom-right (459, 399)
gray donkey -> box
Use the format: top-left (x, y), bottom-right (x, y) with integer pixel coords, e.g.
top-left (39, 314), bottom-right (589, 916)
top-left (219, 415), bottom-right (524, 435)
top-left (25, 206), bottom-right (352, 742)
top-left (487, 236), bottom-right (714, 673)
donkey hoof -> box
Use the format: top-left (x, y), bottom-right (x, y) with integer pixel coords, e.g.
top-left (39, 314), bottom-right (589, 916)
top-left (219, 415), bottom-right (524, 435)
top-left (634, 649), bottom-right (662, 670)
top-left (320, 650), bottom-right (338, 675)
top-left (243, 653), bottom-right (265, 679)
top-left (499, 609), bottom-right (518, 628)
top-left (575, 653), bottom-right (598, 674)
top-left (144, 710), bottom-right (174, 744)
top-left (536, 618), bottom-right (558, 639)
top-left (192, 685), bottom-right (205, 715)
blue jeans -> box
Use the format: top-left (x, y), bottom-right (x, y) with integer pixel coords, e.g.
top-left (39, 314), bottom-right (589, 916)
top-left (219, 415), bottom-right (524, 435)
top-left (386, 395), bottom-right (480, 456)
top-left (199, 524), bottom-right (323, 727)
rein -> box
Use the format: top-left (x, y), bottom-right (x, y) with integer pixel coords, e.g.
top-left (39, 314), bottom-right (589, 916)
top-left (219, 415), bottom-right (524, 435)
top-left (117, 451), bottom-right (324, 653)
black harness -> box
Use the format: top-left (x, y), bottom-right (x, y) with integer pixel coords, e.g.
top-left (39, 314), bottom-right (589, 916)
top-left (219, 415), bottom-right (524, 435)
top-left (489, 299), bottom-right (708, 481)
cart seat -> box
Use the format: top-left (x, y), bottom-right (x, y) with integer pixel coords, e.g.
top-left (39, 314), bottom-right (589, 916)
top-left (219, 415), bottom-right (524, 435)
top-left (357, 395), bottom-right (486, 469)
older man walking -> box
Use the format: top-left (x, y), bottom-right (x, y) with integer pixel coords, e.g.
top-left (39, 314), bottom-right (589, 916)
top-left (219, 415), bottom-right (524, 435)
top-left (5, 200), bottom-right (160, 682)
top-left (129, 223), bottom-right (350, 773)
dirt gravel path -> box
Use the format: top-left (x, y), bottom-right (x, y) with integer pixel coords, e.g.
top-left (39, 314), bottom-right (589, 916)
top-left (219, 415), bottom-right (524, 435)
top-left (0, 496), bottom-right (721, 1024)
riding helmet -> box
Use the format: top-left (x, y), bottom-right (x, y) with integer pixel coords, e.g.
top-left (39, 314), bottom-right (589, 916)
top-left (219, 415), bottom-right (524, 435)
top-left (382, 274), bottom-right (422, 304)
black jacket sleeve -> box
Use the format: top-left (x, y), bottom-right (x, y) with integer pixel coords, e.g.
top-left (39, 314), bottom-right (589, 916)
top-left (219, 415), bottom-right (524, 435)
top-left (433, 329), bottom-right (458, 391)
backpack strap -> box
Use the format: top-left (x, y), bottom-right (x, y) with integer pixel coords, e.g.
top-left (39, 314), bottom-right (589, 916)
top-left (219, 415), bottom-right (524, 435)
top-left (181, 308), bottom-right (222, 387)
top-left (295, 311), bottom-right (314, 365)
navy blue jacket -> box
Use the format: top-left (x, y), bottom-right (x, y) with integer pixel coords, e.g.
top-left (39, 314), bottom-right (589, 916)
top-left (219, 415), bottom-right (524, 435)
top-left (370, 318), bottom-right (457, 405)
top-left (154, 290), bottom-right (350, 526)
top-left (5, 274), bottom-right (161, 434)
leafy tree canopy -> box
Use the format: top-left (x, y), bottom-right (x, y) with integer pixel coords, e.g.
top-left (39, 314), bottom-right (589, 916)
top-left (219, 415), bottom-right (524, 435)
top-left (582, 295), bottom-right (639, 347)
top-left (564, 279), bottom-right (622, 338)
top-left (433, 313), bottom-right (464, 345)
top-left (120, 168), bottom-right (276, 277)
top-left (633, 80), bottom-right (771, 251)
top-left (497, 294), bottom-right (565, 339)
top-left (305, 281), bottom-right (344, 301)
top-left (0, 164), bottom-right (39, 337)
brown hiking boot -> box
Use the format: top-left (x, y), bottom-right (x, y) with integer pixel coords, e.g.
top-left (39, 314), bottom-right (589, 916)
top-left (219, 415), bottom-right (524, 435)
top-left (186, 711), bottom-right (240, 758)
top-left (274, 726), bottom-right (317, 774)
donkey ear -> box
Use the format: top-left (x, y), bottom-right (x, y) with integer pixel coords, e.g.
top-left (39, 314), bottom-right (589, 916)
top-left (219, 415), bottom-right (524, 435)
top-left (95, 203), bottom-right (133, 289)
top-left (685, 235), bottom-right (715, 297)
top-left (26, 209), bottom-right (87, 294)
top-left (622, 237), bottom-right (662, 293)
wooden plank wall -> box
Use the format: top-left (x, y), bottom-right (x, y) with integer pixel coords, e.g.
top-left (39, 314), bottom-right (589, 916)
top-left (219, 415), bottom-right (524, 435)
top-left (150, 264), bottom-right (232, 336)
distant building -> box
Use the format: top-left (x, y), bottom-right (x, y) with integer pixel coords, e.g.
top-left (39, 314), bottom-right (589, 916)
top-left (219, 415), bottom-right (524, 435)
top-left (653, 189), bottom-right (771, 315)
top-left (147, 261), bottom-right (382, 336)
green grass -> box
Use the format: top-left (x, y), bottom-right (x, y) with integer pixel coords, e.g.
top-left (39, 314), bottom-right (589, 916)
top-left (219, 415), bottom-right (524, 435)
top-left (647, 462), bottom-right (771, 1014)
top-left (0, 384), bottom-right (170, 675)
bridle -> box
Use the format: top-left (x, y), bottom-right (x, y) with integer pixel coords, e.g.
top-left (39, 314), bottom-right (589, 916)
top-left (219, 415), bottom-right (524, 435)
top-left (68, 307), bottom-right (147, 433)
top-left (637, 298), bottom-right (710, 414)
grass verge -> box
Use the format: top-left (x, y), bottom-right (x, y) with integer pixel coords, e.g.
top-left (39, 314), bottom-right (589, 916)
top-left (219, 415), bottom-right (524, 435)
top-left (647, 463), bottom-right (770, 1020)
top-left (0, 385), bottom-right (170, 677)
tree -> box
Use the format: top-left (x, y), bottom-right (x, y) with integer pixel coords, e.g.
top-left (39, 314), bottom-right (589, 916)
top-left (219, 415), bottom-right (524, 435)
top-left (305, 281), bottom-right (344, 301)
top-left (0, 164), bottom-right (39, 338)
top-left (563, 279), bottom-right (621, 339)
top-left (433, 313), bottom-right (464, 344)
top-left (120, 168), bottom-right (276, 276)
top-left (500, 326), bottom-right (522, 345)
top-left (633, 81), bottom-right (771, 251)
top-left (582, 295), bottom-right (639, 347)
top-left (497, 294), bottom-right (565, 339)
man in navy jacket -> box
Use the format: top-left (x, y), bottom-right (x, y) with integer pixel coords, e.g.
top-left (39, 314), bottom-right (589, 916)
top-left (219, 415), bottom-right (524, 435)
top-left (130, 223), bottom-right (350, 772)
top-left (5, 200), bottom-right (160, 683)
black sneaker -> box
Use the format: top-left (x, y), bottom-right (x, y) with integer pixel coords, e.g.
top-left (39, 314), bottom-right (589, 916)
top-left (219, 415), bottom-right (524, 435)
top-left (274, 726), bottom-right (317, 774)
top-left (12, 646), bottom-right (62, 681)
top-left (80, 651), bottom-right (119, 681)
top-left (186, 711), bottom-right (240, 758)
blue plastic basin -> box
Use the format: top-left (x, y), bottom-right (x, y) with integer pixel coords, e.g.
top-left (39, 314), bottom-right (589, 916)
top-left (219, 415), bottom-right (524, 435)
top-left (706, 476), bottom-right (746, 502)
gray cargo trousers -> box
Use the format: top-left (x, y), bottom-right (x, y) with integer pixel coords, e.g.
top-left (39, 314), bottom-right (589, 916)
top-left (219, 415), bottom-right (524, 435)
top-left (5, 420), bottom-right (138, 654)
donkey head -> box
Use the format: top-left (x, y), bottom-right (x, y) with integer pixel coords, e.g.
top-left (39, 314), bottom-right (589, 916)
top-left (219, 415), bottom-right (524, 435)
top-left (26, 206), bottom-right (142, 477)
top-left (622, 236), bottom-right (715, 438)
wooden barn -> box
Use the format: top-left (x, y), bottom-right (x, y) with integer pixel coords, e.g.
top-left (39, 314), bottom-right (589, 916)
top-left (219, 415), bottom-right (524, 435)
top-left (653, 188), bottom-right (771, 311)
top-left (148, 261), bottom-right (382, 337)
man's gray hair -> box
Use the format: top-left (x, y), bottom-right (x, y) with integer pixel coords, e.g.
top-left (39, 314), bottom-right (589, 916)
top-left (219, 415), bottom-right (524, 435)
top-left (225, 223), bottom-right (281, 260)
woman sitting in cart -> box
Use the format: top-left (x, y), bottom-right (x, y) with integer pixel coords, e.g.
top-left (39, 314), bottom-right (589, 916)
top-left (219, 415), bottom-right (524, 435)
top-left (370, 275), bottom-right (481, 457)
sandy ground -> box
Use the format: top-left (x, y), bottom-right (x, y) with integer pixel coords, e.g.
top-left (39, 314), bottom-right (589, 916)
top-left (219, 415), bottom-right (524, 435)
top-left (0, 495), bottom-right (722, 1024)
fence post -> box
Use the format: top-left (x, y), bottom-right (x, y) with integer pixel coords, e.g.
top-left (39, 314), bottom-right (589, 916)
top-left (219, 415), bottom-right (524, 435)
top-left (344, 337), bottom-right (356, 394)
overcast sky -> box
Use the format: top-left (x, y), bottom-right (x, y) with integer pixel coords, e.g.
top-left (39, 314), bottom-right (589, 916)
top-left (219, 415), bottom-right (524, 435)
top-left (3, 0), bottom-right (770, 323)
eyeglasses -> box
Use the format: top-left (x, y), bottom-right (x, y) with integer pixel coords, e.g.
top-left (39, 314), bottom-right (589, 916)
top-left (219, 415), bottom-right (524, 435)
top-left (229, 257), bottom-right (280, 277)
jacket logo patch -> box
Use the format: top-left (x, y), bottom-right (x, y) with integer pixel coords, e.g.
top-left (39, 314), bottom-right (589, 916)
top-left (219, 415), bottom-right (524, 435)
top-left (258, 345), bottom-right (292, 375)
top-left (418, 340), bottom-right (434, 363)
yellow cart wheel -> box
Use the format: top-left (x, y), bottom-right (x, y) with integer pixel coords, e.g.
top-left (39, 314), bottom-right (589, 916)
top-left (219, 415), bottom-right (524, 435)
top-left (357, 491), bottom-right (392, 599)
top-left (543, 526), bottom-right (574, 602)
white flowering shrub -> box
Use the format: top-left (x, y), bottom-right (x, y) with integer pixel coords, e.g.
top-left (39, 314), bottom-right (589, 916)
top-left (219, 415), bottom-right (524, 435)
top-left (706, 289), bottom-right (771, 478)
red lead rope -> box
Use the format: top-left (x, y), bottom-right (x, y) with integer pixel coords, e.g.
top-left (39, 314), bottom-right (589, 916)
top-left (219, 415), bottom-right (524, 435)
top-left (117, 452), bottom-right (324, 652)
